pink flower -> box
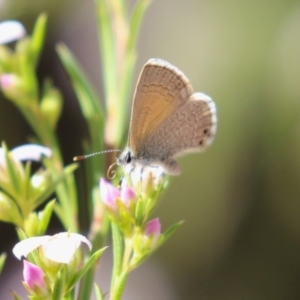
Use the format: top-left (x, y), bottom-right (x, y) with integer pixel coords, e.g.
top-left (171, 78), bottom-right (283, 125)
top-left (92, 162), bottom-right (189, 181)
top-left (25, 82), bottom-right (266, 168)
top-left (100, 178), bottom-right (120, 209)
top-left (121, 185), bottom-right (136, 206)
top-left (23, 260), bottom-right (46, 290)
top-left (145, 218), bottom-right (161, 236)
top-left (100, 178), bottom-right (136, 209)
top-left (0, 74), bottom-right (17, 89)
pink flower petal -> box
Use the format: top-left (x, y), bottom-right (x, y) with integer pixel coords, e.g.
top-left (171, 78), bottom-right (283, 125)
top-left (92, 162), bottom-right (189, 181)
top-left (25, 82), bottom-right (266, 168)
top-left (100, 178), bottom-right (120, 209)
top-left (23, 260), bottom-right (46, 290)
top-left (145, 218), bottom-right (161, 236)
top-left (121, 185), bottom-right (136, 205)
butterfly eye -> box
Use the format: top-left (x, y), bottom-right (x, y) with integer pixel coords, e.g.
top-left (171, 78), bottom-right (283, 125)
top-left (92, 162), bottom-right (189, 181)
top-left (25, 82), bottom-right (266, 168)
top-left (124, 152), bottom-right (132, 164)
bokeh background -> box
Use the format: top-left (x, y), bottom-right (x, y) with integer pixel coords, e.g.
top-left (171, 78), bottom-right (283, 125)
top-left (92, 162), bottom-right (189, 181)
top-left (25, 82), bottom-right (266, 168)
top-left (1, 0), bottom-right (300, 299)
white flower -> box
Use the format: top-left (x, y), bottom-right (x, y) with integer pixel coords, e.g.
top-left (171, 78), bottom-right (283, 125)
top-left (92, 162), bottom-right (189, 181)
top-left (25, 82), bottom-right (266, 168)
top-left (0, 21), bottom-right (26, 44)
top-left (0, 144), bottom-right (52, 166)
top-left (13, 232), bottom-right (92, 264)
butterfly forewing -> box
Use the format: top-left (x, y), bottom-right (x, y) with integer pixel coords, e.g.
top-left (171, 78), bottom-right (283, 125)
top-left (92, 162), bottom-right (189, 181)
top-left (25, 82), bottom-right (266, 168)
top-left (128, 59), bottom-right (193, 154)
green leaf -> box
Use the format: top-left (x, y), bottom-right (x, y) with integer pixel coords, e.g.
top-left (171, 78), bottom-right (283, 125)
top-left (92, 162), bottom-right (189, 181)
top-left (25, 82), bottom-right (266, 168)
top-left (111, 223), bottom-right (124, 288)
top-left (30, 13), bottom-right (47, 67)
top-left (40, 80), bottom-right (63, 130)
top-left (0, 191), bottom-right (23, 227)
top-left (135, 199), bottom-right (146, 226)
top-left (15, 227), bottom-right (27, 241)
top-left (160, 220), bottom-right (184, 244)
top-left (95, 0), bottom-right (117, 103)
top-left (94, 283), bottom-right (104, 300)
top-left (66, 247), bottom-right (106, 291)
top-left (15, 39), bottom-right (39, 102)
top-left (11, 291), bottom-right (22, 300)
top-left (56, 44), bottom-right (104, 157)
top-left (0, 46), bottom-right (14, 73)
top-left (37, 199), bottom-right (55, 235)
top-left (52, 266), bottom-right (66, 300)
top-left (0, 253), bottom-right (7, 275)
top-left (2, 142), bottom-right (22, 196)
top-left (33, 163), bottom-right (78, 208)
top-left (127, 0), bottom-right (151, 54)
top-left (56, 44), bottom-right (104, 121)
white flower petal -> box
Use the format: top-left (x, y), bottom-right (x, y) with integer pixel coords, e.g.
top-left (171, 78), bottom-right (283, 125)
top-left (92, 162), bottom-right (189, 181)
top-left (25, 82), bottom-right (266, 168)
top-left (57, 232), bottom-right (92, 250)
top-left (12, 236), bottom-right (51, 260)
top-left (42, 233), bottom-right (92, 263)
top-left (0, 21), bottom-right (26, 44)
top-left (42, 237), bottom-right (77, 263)
top-left (13, 232), bottom-right (92, 264)
top-left (11, 145), bottom-right (52, 162)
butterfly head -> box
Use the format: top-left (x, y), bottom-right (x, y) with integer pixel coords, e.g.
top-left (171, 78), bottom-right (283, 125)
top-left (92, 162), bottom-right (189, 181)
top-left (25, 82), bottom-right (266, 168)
top-left (116, 148), bottom-right (136, 168)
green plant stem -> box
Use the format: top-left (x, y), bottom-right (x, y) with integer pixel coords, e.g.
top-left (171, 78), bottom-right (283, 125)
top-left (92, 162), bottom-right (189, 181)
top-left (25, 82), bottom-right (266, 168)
top-left (110, 272), bottom-right (128, 300)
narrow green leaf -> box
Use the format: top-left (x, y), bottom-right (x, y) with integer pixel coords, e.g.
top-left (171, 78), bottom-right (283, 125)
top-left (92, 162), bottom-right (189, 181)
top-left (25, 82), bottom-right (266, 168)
top-left (37, 199), bottom-right (55, 235)
top-left (33, 163), bottom-right (78, 208)
top-left (0, 45), bottom-right (14, 73)
top-left (11, 291), bottom-right (22, 300)
top-left (43, 158), bottom-right (78, 231)
top-left (56, 44), bottom-right (104, 119)
top-left (15, 227), bottom-right (27, 241)
top-left (135, 199), bottom-right (146, 226)
top-left (95, 0), bottom-right (117, 101)
top-left (2, 142), bottom-right (21, 196)
top-left (94, 283), bottom-right (104, 300)
top-left (0, 253), bottom-right (7, 275)
top-left (111, 223), bottom-right (124, 288)
top-left (127, 0), bottom-right (151, 54)
top-left (52, 266), bottom-right (66, 300)
top-left (56, 43), bottom-right (104, 164)
top-left (66, 247), bottom-right (106, 291)
top-left (130, 221), bottom-right (184, 270)
top-left (30, 13), bottom-right (47, 67)
top-left (161, 220), bottom-right (184, 244)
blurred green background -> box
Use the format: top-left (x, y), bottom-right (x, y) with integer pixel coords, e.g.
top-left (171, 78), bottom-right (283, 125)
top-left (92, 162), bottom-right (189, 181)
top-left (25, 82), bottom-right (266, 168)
top-left (1, 0), bottom-right (300, 299)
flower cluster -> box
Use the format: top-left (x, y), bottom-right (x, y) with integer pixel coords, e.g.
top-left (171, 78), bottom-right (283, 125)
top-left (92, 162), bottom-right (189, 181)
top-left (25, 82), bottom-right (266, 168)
top-left (0, 144), bottom-right (53, 230)
top-left (99, 169), bottom-right (180, 273)
top-left (12, 232), bottom-right (101, 299)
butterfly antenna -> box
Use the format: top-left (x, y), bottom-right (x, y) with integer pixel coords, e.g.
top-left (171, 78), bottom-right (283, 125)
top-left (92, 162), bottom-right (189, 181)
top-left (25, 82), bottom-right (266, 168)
top-left (73, 149), bottom-right (122, 161)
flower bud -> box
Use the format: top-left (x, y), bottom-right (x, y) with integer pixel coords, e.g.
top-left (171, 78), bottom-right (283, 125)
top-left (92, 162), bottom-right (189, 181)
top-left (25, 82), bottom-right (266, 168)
top-left (0, 73), bottom-right (25, 100)
top-left (23, 260), bottom-right (47, 296)
top-left (100, 178), bottom-right (120, 210)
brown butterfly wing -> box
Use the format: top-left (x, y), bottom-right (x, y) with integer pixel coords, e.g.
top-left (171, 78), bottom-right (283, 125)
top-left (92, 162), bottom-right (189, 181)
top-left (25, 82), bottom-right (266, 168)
top-left (142, 93), bottom-right (217, 174)
top-left (145, 93), bottom-right (216, 156)
top-left (128, 59), bottom-right (193, 154)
